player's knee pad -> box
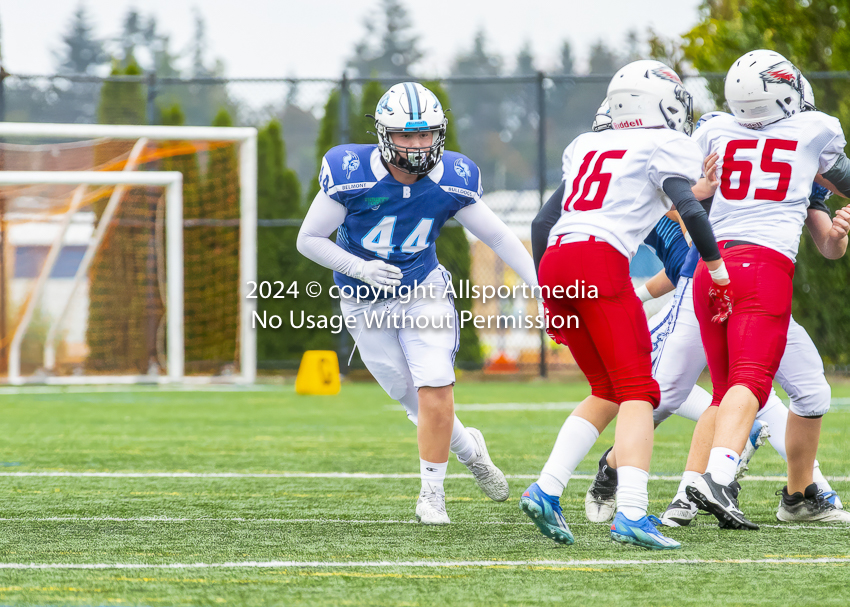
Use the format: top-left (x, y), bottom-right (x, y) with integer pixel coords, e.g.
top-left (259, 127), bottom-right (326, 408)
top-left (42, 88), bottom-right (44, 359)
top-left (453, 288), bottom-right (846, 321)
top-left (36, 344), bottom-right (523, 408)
top-left (399, 390), bottom-right (419, 426)
top-left (617, 377), bottom-right (661, 409)
top-left (363, 360), bottom-right (412, 402)
top-left (653, 385), bottom-right (694, 424)
top-left (789, 381), bottom-right (831, 418)
top-left (728, 368), bottom-right (772, 409)
top-left (589, 385), bottom-right (618, 404)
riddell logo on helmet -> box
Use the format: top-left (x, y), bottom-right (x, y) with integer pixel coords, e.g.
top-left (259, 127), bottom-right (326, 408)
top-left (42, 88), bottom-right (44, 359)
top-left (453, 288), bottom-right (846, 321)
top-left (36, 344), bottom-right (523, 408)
top-left (613, 118), bottom-right (643, 129)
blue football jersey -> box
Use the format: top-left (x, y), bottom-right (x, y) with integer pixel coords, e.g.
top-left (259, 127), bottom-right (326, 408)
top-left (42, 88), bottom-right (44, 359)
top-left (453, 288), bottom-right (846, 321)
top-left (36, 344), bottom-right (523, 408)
top-left (643, 216), bottom-right (690, 285)
top-left (679, 245), bottom-right (699, 279)
top-left (318, 144), bottom-right (482, 294)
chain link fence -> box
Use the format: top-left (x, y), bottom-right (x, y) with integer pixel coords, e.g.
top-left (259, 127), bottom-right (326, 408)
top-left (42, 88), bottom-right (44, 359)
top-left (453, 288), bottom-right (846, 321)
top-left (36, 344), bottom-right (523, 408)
top-left (1, 71), bottom-right (848, 377)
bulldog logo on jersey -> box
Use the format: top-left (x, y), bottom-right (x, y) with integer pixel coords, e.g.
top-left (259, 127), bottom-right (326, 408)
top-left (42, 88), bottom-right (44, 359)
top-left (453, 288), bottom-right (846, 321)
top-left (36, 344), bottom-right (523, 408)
top-left (454, 158), bottom-right (471, 185)
top-left (759, 62), bottom-right (800, 88)
top-left (651, 67), bottom-right (682, 85)
top-left (342, 151), bottom-right (360, 179)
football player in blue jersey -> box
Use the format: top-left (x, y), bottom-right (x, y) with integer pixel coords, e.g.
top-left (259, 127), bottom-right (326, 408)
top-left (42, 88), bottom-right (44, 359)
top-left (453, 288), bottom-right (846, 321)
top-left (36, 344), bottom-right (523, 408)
top-left (297, 82), bottom-right (538, 525)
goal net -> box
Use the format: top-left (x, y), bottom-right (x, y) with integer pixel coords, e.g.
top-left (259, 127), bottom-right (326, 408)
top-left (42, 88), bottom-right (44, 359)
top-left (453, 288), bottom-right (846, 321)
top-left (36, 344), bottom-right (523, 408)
top-left (0, 123), bottom-right (257, 385)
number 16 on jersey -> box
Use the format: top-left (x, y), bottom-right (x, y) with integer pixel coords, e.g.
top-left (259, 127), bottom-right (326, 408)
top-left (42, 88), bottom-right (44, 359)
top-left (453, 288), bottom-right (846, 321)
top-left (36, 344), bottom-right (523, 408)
top-left (564, 150), bottom-right (627, 211)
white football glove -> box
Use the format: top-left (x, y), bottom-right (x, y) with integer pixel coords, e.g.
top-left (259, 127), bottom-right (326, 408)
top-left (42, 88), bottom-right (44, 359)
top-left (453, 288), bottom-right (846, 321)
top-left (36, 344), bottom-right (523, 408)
top-left (352, 259), bottom-right (403, 289)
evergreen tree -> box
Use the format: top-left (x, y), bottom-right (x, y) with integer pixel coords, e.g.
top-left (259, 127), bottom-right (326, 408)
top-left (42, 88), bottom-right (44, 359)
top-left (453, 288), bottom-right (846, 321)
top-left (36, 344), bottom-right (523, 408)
top-left (279, 100), bottom-right (320, 201)
top-left (305, 88), bottom-right (359, 204)
top-left (179, 107), bottom-right (241, 372)
top-left (423, 80), bottom-right (483, 367)
top-left (55, 5), bottom-right (108, 74)
top-left (682, 0), bottom-right (850, 363)
top-left (448, 31), bottom-right (505, 193)
top-left (347, 0), bottom-right (422, 78)
top-left (256, 120), bottom-right (334, 366)
top-left (97, 60), bottom-right (146, 125)
top-left (588, 40), bottom-right (622, 74)
top-left (86, 59), bottom-right (150, 372)
top-left (558, 40), bottom-right (574, 74)
top-left (352, 80), bottom-right (385, 144)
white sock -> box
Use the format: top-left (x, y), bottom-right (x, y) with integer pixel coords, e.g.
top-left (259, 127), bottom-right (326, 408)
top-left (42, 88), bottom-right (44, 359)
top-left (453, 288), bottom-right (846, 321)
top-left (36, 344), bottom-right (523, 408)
top-left (451, 417), bottom-right (478, 464)
top-left (616, 466), bottom-right (649, 520)
top-left (706, 447), bottom-right (739, 486)
top-left (420, 459), bottom-right (448, 493)
top-left (812, 460), bottom-right (832, 493)
top-left (756, 394), bottom-right (789, 461)
top-left (675, 385), bottom-right (712, 422)
top-left (676, 470), bottom-right (701, 501)
top-left (537, 415), bottom-right (600, 497)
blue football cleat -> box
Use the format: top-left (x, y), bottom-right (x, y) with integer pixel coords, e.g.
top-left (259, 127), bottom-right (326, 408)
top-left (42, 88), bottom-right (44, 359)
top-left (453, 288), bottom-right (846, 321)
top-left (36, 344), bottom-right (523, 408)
top-left (822, 490), bottom-right (844, 509)
top-left (520, 483), bottom-right (575, 545)
top-left (610, 512), bottom-right (682, 550)
top-left (735, 420), bottom-right (770, 480)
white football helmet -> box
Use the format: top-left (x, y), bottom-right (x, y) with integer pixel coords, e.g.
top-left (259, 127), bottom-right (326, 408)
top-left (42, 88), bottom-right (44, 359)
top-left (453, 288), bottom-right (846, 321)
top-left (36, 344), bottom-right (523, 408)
top-left (724, 49), bottom-right (804, 129)
top-left (592, 98), bottom-right (612, 132)
top-left (801, 74), bottom-right (817, 111)
top-left (374, 82), bottom-right (447, 175)
top-left (607, 60), bottom-right (694, 135)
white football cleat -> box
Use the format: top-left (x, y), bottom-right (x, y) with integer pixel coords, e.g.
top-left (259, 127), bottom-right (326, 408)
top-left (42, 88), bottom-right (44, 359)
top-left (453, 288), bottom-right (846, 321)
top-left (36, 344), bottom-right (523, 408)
top-left (659, 497), bottom-right (699, 527)
top-left (777, 484), bottom-right (850, 523)
top-left (585, 447), bottom-right (617, 523)
top-left (415, 485), bottom-right (450, 525)
top-left (462, 428), bottom-right (509, 502)
top-left (735, 420), bottom-right (770, 481)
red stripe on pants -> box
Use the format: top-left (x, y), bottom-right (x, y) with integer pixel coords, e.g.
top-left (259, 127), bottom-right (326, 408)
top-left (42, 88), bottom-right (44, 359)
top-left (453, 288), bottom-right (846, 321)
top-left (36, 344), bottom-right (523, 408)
top-left (693, 242), bottom-right (794, 408)
top-left (539, 239), bottom-right (660, 407)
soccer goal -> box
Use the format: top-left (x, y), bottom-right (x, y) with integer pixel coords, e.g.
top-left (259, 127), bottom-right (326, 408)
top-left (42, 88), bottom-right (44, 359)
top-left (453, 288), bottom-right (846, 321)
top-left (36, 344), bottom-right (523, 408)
top-left (0, 123), bottom-right (257, 385)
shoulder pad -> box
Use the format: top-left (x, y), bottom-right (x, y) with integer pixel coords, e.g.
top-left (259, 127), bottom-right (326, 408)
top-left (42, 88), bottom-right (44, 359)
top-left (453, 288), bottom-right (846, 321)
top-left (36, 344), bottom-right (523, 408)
top-left (438, 151), bottom-right (482, 199)
top-left (319, 144), bottom-right (379, 200)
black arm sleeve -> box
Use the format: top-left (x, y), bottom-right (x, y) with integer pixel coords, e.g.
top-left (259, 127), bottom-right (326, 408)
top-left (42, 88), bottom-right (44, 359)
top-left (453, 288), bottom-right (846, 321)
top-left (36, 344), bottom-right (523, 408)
top-left (822, 153), bottom-right (850, 198)
top-left (531, 181), bottom-right (566, 273)
top-left (808, 195), bottom-right (830, 215)
top-left (662, 177), bottom-right (722, 263)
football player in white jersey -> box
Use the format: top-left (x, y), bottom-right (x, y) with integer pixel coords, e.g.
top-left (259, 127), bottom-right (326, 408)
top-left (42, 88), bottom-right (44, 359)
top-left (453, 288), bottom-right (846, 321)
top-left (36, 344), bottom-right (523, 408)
top-left (521, 60), bottom-right (730, 551)
top-left (297, 82), bottom-right (538, 525)
top-left (585, 99), bottom-right (850, 526)
top-left (682, 50), bottom-right (850, 529)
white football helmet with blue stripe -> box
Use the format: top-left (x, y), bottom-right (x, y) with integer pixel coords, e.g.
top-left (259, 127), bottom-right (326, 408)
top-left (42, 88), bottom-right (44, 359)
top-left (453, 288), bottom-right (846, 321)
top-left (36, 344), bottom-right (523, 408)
top-left (374, 82), bottom-right (447, 175)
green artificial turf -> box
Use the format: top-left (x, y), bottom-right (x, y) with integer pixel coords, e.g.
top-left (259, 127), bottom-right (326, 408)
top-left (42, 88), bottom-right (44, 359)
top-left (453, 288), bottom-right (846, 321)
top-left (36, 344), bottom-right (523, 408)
top-left (0, 381), bottom-right (848, 606)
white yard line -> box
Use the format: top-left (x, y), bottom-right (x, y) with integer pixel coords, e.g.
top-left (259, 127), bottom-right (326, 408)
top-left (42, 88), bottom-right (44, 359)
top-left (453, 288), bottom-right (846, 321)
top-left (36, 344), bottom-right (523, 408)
top-left (417, 398), bottom-right (850, 412)
top-left (1, 471), bottom-right (846, 482)
top-left (0, 517), bottom-right (840, 531)
top-left (0, 557), bottom-right (848, 570)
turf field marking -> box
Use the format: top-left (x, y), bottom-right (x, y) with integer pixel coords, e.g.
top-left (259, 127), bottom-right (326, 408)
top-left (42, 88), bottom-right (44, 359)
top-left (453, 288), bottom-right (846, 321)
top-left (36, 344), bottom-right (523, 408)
top-left (0, 517), bottom-right (843, 531)
top-left (453, 402), bottom-right (581, 411)
top-left (2, 471), bottom-right (847, 482)
top-left (421, 398), bottom-right (850, 412)
top-left (1, 557), bottom-right (848, 570)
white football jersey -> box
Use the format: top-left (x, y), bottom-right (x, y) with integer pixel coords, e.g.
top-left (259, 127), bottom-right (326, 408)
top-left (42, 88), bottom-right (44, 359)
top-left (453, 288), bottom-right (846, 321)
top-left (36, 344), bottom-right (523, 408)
top-left (549, 128), bottom-right (703, 259)
top-left (693, 111), bottom-right (845, 261)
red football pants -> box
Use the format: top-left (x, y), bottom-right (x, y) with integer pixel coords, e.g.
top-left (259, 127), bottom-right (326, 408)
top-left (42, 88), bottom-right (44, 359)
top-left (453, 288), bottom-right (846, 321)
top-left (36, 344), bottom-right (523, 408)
top-left (539, 238), bottom-right (660, 408)
top-left (694, 242), bottom-right (795, 408)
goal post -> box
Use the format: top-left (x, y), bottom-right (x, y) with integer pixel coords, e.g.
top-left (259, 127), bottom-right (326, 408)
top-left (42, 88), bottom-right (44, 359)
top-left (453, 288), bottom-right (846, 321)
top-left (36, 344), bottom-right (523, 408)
top-left (0, 171), bottom-right (184, 385)
top-left (0, 122), bottom-right (257, 384)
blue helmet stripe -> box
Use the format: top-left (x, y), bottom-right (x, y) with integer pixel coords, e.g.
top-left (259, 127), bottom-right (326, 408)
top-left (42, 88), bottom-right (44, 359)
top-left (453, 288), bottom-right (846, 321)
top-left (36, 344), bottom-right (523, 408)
top-left (403, 82), bottom-right (420, 120)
